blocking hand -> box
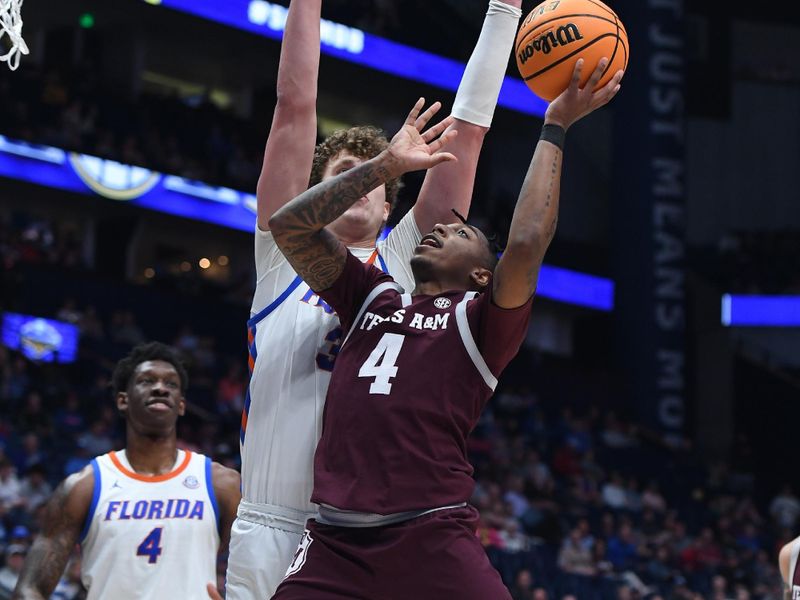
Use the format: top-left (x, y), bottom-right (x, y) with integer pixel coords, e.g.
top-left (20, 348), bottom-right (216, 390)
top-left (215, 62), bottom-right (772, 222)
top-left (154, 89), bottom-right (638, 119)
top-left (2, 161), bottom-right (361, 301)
top-left (384, 98), bottom-right (458, 176)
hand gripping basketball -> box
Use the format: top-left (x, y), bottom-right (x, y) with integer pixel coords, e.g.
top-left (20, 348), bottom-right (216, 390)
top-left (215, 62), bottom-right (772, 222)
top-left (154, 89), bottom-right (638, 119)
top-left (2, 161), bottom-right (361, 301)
top-left (383, 98), bottom-right (458, 177)
top-left (543, 58), bottom-right (624, 130)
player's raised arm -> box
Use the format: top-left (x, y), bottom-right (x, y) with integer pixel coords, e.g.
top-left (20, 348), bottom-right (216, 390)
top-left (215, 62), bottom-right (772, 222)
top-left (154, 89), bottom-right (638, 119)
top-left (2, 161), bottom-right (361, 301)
top-left (413, 0), bottom-right (522, 233)
top-left (492, 59), bottom-right (624, 309)
top-left (269, 99), bottom-right (457, 291)
top-left (12, 467), bottom-right (94, 600)
top-left (256, 0), bottom-right (322, 231)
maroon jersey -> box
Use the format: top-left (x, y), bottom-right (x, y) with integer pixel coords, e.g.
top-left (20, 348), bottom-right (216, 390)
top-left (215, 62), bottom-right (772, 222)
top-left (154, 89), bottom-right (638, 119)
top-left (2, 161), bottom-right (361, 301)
top-left (311, 251), bottom-right (532, 514)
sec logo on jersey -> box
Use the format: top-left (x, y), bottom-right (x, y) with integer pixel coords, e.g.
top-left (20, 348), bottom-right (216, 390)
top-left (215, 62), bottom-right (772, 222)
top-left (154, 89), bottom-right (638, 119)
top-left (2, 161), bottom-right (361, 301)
top-left (433, 297), bottom-right (451, 310)
top-left (183, 475), bottom-right (200, 489)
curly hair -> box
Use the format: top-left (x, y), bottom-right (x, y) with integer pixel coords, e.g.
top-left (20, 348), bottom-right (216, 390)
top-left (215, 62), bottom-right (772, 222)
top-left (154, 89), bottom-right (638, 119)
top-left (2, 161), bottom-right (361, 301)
top-left (310, 126), bottom-right (402, 212)
top-left (112, 342), bottom-right (189, 396)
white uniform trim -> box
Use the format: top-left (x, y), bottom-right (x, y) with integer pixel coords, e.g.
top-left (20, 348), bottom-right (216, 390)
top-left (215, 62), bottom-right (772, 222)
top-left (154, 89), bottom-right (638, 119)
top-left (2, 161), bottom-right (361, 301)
top-left (235, 501), bottom-right (313, 535)
top-left (455, 291), bottom-right (498, 391)
top-left (343, 281), bottom-right (404, 347)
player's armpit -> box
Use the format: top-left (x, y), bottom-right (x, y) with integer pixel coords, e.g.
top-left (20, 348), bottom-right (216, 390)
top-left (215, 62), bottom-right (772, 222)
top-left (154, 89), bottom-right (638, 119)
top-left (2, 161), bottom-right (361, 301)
top-left (12, 467), bottom-right (94, 600)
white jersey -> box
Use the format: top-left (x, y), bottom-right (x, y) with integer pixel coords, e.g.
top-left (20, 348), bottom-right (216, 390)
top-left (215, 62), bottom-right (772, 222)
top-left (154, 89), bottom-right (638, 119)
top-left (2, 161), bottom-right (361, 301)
top-left (80, 450), bottom-right (220, 600)
top-left (242, 211), bottom-right (422, 510)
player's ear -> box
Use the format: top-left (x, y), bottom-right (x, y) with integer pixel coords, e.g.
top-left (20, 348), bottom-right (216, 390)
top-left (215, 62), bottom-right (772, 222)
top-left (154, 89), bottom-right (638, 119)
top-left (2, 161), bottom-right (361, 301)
top-left (116, 392), bottom-right (129, 414)
top-left (177, 396), bottom-right (186, 417)
top-left (470, 267), bottom-right (491, 290)
top-left (382, 200), bottom-right (391, 223)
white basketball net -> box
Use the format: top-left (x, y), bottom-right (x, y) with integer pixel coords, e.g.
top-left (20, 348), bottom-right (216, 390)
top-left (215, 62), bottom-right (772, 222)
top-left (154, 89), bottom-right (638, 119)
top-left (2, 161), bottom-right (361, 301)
top-left (0, 0), bottom-right (28, 71)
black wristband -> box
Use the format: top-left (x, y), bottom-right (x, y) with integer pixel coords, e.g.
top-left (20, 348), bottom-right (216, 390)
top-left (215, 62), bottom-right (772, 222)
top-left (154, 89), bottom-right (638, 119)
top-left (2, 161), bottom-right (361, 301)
top-left (540, 124), bottom-right (566, 151)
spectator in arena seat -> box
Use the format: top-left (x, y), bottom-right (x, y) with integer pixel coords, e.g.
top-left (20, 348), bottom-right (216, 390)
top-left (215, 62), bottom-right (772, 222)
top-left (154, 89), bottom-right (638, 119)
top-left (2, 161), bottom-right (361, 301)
top-left (76, 420), bottom-right (113, 457)
top-left (606, 522), bottom-right (639, 572)
top-left (0, 459), bottom-right (22, 513)
top-left (17, 465), bottom-right (50, 513)
top-left (61, 439), bottom-right (91, 477)
top-left (111, 311), bottom-right (146, 347)
top-left (641, 480), bottom-right (667, 513)
top-left (77, 306), bottom-right (105, 341)
top-left (4, 358), bottom-right (29, 403)
top-left (769, 484), bottom-right (800, 530)
top-left (55, 298), bottom-right (81, 325)
top-left (602, 471), bottom-right (628, 510)
top-left (509, 568), bottom-right (534, 600)
top-left (600, 413), bottom-right (637, 449)
top-left (709, 574), bottom-right (732, 600)
top-left (53, 393), bottom-right (86, 437)
top-left (216, 361), bottom-right (246, 416)
top-left (15, 393), bottom-right (50, 436)
top-left (10, 434), bottom-right (44, 476)
top-left (531, 588), bottom-right (548, 600)
top-left (0, 545), bottom-right (26, 599)
top-left (499, 518), bottom-right (529, 553)
top-left (557, 527), bottom-right (596, 576)
top-left (504, 474), bottom-right (530, 519)
top-left (625, 477), bottom-right (643, 513)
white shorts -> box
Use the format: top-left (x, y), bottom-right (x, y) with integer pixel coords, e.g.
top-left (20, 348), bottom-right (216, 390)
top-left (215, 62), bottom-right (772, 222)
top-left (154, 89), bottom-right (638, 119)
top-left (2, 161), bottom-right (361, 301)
top-left (225, 501), bottom-right (316, 600)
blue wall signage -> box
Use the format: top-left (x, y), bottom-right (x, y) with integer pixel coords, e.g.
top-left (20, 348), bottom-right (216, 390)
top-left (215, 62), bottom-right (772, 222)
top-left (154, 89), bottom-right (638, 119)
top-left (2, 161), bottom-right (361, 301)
top-left (142, 0), bottom-right (548, 118)
top-left (0, 134), bottom-right (613, 311)
top-left (722, 294), bottom-right (800, 327)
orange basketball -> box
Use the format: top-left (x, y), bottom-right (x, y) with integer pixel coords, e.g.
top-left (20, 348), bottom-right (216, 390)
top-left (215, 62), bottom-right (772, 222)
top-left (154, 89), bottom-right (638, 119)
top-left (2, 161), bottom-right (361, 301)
top-left (515, 0), bottom-right (629, 102)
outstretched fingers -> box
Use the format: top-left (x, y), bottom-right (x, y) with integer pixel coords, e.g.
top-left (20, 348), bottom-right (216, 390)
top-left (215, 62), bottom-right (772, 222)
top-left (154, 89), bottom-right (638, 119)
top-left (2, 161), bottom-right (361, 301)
top-left (415, 101), bottom-right (443, 132)
top-left (405, 98), bottom-right (426, 126)
top-left (421, 114), bottom-right (455, 144)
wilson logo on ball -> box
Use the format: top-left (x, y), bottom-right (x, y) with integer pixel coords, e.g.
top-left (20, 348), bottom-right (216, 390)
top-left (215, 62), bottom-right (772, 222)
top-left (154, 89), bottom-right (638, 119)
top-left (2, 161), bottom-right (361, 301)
top-left (518, 24), bottom-right (584, 64)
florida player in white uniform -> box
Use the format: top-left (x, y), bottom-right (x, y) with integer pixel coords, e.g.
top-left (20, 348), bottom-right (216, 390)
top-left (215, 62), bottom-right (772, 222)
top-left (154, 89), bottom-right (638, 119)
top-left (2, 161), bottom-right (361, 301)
top-left (226, 0), bottom-right (524, 597)
top-left (13, 342), bottom-right (240, 600)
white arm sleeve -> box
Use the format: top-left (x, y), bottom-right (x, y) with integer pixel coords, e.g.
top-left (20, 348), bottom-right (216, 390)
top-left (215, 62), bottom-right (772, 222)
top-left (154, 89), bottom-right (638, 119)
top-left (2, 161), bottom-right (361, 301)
top-left (452, 0), bottom-right (522, 128)
top-left (377, 210), bottom-right (423, 293)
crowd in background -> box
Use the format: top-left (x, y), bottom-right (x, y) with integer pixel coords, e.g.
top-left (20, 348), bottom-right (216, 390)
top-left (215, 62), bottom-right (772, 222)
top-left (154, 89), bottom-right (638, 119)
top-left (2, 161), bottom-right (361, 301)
top-left (0, 24), bottom-right (797, 599)
top-left (0, 213), bottom-right (794, 599)
top-left (0, 62), bottom-right (266, 194)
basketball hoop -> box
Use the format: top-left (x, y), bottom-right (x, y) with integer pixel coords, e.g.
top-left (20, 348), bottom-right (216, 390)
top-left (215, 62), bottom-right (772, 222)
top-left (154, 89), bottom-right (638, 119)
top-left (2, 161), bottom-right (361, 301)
top-left (0, 0), bottom-right (28, 71)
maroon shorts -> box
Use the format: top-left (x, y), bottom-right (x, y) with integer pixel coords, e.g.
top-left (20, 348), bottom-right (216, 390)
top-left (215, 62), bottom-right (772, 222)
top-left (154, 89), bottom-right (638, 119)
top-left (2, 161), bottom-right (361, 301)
top-left (272, 505), bottom-right (511, 600)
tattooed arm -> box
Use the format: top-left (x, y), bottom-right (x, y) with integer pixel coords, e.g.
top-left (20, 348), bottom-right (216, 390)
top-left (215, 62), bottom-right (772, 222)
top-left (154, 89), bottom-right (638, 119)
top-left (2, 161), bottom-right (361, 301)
top-left (13, 466), bottom-right (94, 599)
top-left (493, 58), bottom-right (624, 309)
top-left (269, 98), bottom-right (457, 292)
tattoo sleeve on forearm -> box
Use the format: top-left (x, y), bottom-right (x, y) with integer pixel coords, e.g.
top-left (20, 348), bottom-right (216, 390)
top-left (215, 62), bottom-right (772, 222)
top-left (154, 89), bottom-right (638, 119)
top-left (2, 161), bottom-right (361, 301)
top-left (272, 159), bottom-right (392, 291)
top-left (14, 485), bottom-right (79, 599)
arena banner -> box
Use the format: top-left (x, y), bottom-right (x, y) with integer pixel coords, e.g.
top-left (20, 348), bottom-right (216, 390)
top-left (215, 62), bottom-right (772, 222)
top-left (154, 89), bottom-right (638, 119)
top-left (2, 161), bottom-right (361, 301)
top-left (141, 0), bottom-right (548, 118)
top-left (0, 135), bottom-right (614, 311)
top-left (722, 295), bottom-right (800, 327)
top-left (611, 0), bottom-right (688, 440)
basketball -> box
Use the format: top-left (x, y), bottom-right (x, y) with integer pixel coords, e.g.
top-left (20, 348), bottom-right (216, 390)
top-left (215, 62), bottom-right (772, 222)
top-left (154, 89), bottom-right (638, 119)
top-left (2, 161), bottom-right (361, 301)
top-left (515, 0), bottom-right (629, 101)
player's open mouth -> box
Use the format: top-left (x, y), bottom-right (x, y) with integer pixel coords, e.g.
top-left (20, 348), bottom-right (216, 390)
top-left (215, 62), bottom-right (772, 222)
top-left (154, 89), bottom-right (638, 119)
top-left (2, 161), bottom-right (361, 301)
top-left (419, 234), bottom-right (442, 249)
top-left (146, 399), bottom-right (172, 410)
